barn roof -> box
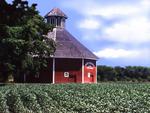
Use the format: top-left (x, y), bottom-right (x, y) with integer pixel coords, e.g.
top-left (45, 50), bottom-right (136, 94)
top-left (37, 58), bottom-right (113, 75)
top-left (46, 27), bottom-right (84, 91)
top-left (45, 8), bottom-right (68, 19)
top-left (48, 28), bottom-right (98, 60)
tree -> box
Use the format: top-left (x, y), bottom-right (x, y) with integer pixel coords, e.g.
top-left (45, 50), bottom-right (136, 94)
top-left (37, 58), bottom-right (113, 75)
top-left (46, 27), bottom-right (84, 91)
top-left (0, 0), bottom-right (55, 82)
top-left (97, 65), bottom-right (150, 82)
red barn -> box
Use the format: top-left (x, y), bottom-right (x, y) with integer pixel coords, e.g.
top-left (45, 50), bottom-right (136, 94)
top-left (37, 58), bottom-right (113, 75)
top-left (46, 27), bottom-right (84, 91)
top-left (26, 8), bottom-right (98, 83)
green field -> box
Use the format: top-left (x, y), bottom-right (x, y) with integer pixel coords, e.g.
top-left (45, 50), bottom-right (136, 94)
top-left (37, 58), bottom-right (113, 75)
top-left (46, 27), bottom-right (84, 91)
top-left (0, 83), bottom-right (150, 113)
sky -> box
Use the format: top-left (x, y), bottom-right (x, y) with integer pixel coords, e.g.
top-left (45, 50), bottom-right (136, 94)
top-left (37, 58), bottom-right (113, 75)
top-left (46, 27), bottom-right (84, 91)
top-left (6, 0), bottom-right (150, 67)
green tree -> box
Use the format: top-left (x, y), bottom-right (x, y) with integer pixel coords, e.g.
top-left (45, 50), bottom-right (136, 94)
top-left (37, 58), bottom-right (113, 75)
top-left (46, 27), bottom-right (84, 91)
top-left (97, 65), bottom-right (150, 82)
top-left (0, 0), bottom-right (55, 82)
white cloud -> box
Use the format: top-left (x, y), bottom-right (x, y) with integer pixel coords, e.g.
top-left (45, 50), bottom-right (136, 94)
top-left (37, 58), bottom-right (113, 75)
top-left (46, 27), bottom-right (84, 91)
top-left (86, 5), bottom-right (141, 19)
top-left (62, 0), bottom-right (150, 19)
top-left (141, 0), bottom-right (150, 10)
top-left (85, 0), bottom-right (150, 19)
top-left (78, 18), bottom-right (101, 30)
top-left (102, 17), bottom-right (150, 44)
top-left (63, 0), bottom-right (150, 44)
top-left (94, 48), bottom-right (149, 59)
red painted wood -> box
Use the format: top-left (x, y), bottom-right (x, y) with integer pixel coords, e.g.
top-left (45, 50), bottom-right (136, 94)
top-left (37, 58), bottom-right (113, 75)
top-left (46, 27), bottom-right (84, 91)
top-left (25, 58), bottom-right (97, 84)
top-left (55, 58), bottom-right (82, 83)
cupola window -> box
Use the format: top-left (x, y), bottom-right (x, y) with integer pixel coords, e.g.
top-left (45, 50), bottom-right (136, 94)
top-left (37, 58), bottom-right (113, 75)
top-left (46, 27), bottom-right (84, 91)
top-left (57, 18), bottom-right (61, 26)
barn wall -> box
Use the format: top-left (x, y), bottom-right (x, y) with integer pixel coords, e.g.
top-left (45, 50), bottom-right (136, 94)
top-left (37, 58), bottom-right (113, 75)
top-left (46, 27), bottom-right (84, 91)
top-left (26, 59), bottom-right (53, 83)
top-left (55, 58), bottom-right (82, 83)
top-left (25, 58), bottom-right (96, 84)
top-left (84, 59), bottom-right (96, 83)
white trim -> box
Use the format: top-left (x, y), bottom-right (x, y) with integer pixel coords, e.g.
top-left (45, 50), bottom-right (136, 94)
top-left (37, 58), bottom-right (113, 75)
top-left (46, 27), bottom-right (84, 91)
top-left (82, 59), bottom-right (84, 83)
top-left (96, 63), bottom-right (97, 83)
top-left (52, 58), bottom-right (55, 84)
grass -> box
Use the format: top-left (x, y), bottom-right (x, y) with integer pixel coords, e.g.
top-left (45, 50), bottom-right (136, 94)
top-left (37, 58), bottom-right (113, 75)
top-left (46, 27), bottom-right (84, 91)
top-left (0, 83), bottom-right (150, 113)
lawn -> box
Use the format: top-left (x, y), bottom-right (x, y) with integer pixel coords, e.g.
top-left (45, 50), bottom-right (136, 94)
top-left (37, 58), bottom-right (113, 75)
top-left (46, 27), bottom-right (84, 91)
top-left (0, 83), bottom-right (150, 113)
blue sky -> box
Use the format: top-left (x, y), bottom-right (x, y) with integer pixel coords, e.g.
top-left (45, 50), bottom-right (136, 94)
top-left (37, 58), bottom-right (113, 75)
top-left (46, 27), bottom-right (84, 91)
top-left (7, 0), bottom-right (150, 67)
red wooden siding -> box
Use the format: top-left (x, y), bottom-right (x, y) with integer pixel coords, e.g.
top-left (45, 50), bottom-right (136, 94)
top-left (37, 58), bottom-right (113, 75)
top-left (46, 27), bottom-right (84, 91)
top-left (25, 58), bottom-right (97, 84)
top-left (55, 58), bottom-right (82, 83)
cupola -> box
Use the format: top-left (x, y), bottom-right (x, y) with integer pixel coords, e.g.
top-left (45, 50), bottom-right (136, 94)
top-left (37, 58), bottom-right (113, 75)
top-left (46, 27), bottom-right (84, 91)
top-left (45, 8), bottom-right (68, 28)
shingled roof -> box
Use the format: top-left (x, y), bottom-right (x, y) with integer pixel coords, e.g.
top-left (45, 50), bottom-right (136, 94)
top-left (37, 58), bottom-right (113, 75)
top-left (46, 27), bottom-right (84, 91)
top-left (45, 8), bottom-right (68, 19)
top-left (48, 28), bottom-right (98, 60)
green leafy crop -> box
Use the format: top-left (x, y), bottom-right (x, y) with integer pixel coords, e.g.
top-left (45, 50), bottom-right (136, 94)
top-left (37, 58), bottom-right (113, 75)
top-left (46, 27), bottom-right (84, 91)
top-left (0, 83), bottom-right (150, 113)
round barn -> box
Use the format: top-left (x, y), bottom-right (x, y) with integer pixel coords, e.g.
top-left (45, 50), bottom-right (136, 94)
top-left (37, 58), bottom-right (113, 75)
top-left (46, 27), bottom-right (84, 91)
top-left (26, 8), bottom-right (98, 83)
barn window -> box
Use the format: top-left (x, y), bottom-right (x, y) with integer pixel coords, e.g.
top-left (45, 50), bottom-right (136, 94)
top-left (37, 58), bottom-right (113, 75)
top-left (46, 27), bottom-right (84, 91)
top-left (64, 72), bottom-right (69, 77)
top-left (88, 73), bottom-right (91, 78)
top-left (85, 62), bottom-right (95, 69)
top-left (51, 18), bottom-right (55, 25)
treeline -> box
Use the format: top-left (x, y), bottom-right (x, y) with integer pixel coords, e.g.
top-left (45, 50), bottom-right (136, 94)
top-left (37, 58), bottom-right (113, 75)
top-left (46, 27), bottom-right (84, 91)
top-left (97, 65), bottom-right (150, 82)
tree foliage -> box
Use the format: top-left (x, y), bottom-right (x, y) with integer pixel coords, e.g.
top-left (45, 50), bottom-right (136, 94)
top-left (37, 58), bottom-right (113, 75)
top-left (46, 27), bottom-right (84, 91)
top-left (0, 0), bottom-right (55, 82)
top-left (97, 65), bottom-right (150, 82)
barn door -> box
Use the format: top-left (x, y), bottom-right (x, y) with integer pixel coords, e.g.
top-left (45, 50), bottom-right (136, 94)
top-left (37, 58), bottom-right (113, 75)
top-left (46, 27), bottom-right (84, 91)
top-left (84, 61), bottom-right (96, 83)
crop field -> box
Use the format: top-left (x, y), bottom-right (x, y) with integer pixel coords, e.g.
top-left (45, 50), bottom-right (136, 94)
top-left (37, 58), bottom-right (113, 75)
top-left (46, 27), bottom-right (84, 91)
top-left (0, 83), bottom-right (150, 113)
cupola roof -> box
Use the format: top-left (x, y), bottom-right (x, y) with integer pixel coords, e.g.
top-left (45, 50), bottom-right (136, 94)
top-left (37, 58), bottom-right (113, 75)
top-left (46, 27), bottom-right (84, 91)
top-left (45, 8), bottom-right (67, 19)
